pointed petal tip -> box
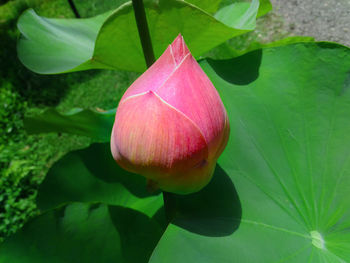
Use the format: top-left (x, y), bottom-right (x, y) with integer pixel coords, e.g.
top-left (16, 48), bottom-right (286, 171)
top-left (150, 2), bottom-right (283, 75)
top-left (170, 33), bottom-right (190, 65)
top-left (144, 90), bottom-right (159, 100)
top-left (170, 33), bottom-right (185, 48)
top-left (172, 33), bottom-right (183, 43)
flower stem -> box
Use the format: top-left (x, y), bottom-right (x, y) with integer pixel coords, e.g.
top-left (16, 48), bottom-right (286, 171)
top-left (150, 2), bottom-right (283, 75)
top-left (67, 0), bottom-right (80, 18)
top-left (162, 191), bottom-right (177, 224)
top-left (132, 0), bottom-right (174, 223)
top-left (132, 0), bottom-right (156, 68)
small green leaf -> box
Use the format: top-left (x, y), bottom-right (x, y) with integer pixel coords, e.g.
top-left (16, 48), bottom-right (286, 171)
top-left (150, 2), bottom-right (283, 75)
top-left (150, 43), bottom-right (350, 262)
top-left (17, 0), bottom-right (262, 74)
top-left (17, 9), bottom-right (113, 74)
top-left (0, 203), bottom-right (163, 263)
top-left (24, 108), bottom-right (115, 142)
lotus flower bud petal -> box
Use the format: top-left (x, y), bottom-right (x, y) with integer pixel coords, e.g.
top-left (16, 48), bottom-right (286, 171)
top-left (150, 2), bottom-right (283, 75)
top-left (111, 34), bottom-right (229, 194)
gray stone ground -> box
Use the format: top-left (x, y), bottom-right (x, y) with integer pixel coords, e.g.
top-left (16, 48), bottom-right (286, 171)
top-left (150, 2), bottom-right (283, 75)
top-left (270, 0), bottom-right (350, 47)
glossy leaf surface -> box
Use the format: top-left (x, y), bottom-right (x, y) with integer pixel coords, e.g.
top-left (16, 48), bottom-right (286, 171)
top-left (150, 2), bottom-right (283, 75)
top-left (150, 43), bottom-right (350, 262)
top-left (17, 0), bottom-right (267, 73)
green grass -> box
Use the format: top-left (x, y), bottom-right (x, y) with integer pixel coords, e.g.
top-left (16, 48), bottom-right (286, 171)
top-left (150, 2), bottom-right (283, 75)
top-left (0, 0), bottom-right (288, 242)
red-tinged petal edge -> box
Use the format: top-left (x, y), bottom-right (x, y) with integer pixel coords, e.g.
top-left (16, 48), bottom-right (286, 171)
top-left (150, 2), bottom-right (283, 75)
top-left (111, 90), bottom-right (215, 193)
top-left (213, 113), bottom-right (230, 160)
top-left (155, 52), bottom-right (228, 160)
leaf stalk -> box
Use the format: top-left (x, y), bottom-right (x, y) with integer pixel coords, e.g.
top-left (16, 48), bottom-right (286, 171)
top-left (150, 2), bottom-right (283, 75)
top-left (132, 0), bottom-right (156, 67)
top-left (162, 191), bottom-right (177, 224)
top-left (132, 0), bottom-right (174, 224)
top-left (67, 0), bottom-right (80, 18)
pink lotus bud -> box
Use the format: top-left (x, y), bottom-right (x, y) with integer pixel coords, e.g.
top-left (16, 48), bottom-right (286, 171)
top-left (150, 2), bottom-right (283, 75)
top-left (110, 34), bottom-right (229, 194)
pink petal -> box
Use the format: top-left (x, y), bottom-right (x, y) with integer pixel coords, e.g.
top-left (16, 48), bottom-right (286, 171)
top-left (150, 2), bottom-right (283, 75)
top-left (120, 35), bottom-right (189, 101)
top-left (154, 53), bottom-right (228, 160)
top-left (111, 90), bottom-right (211, 192)
top-left (120, 46), bottom-right (175, 101)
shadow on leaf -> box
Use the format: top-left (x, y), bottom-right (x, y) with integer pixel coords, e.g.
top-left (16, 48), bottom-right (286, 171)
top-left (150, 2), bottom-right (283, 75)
top-left (206, 49), bottom-right (262, 85)
top-left (109, 205), bottom-right (163, 263)
top-left (171, 165), bottom-right (242, 237)
top-left (37, 143), bottom-right (159, 211)
top-left (80, 143), bottom-right (157, 198)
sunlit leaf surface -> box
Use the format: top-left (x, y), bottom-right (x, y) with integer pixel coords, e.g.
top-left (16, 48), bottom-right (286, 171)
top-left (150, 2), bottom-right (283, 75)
top-left (17, 0), bottom-right (266, 73)
top-left (150, 43), bottom-right (350, 262)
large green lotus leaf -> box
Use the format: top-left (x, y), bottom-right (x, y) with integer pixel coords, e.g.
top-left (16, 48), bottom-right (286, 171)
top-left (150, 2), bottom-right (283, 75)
top-left (0, 202), bottom-right (163, 263)
top-left (24, 108), bottom-right (115, 142)
top-left (17, 0), bottom-right (264, 74)
top-left (36, 143), bottom-right (163, 218)
top-left (149, 43), bottom-right (350, 262)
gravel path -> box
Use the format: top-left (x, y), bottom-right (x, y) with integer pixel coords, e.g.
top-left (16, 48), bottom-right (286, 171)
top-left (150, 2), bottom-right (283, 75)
top-left (270, 0), bottom-right (350, 47)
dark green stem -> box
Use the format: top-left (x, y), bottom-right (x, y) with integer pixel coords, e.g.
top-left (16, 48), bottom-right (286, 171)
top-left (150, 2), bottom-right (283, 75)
top-left (67, 0), bottom-right (80, 18)
top-left (162, 191), bottom-right (177, 224)
top-left (132, 0), bottom-right (156, 67)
